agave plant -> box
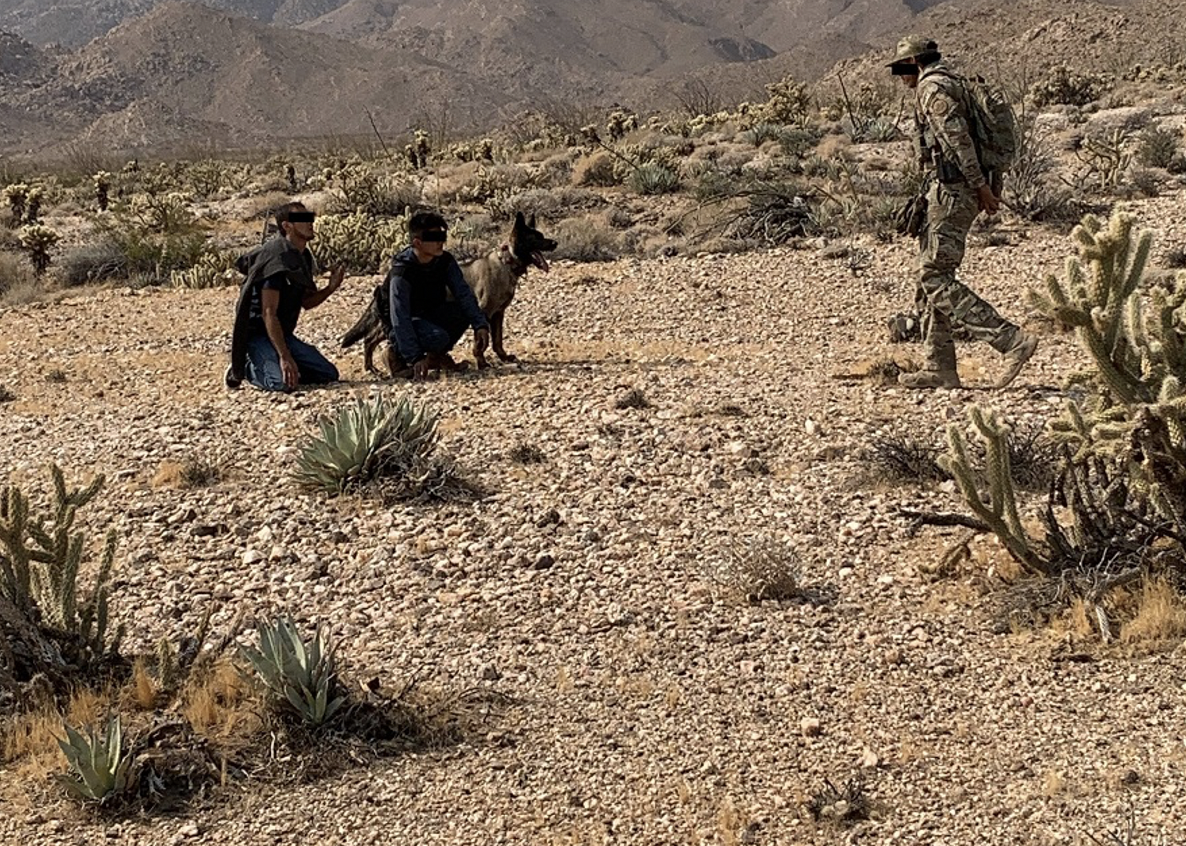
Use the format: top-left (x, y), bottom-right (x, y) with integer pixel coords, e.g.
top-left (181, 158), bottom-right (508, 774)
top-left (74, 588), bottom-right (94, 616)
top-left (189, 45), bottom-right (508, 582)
top-left (292, 394), bottom-right (439, 495)
top-left (240, 615), bottom-right (346, 727)
top-left (57, 715), bottom-right (131, 803)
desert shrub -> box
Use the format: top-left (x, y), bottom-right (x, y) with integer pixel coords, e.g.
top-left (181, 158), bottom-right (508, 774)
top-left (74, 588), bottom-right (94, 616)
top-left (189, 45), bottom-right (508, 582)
top-left (863, 434), bottom-right (948, 484)
top-left (97, 192), bottom-right (207, 281)
top-left (1135, 125), bottom-right (1180, 168)
top-left (313, 212), bottom-right (408, 274)
top-left (485, 187), bottom-right (601, 223)
top-left (1030, 64), bottom-right (1107, 107)
top-left (293, 394), bottom-right (440, 496)
top-left (567, 151), bottom-right (615, 188)
top-left (56, 241), bottom-right (129, 287)
top-left (0, 247), bottom-right (36, 297)
top-left (240, 616), bottom-right (345, 727)
top-left (627, 163), bottom-right (680, 195)
top-left (551, 215), bottom-right (619, 262)
top-left (1007, 122), bottom-right (1072, 221)
top-left (455, 163), bottom-right (542, 204)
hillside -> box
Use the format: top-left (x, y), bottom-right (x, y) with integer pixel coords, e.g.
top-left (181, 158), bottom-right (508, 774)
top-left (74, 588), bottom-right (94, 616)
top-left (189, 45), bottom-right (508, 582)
top-left (0, 0), bottom-right (1183, 155)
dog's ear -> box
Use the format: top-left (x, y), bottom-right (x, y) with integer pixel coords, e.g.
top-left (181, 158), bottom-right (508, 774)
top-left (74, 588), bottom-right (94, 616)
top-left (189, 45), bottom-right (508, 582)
top-left (514, 211), bottom-right (526, 229)
top-left (528, 213), bottom-right (536, 229)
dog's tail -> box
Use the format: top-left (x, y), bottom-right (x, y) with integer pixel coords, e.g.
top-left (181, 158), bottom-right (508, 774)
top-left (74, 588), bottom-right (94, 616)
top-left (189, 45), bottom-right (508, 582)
top-left (341, 307), bottom-right (379, 349)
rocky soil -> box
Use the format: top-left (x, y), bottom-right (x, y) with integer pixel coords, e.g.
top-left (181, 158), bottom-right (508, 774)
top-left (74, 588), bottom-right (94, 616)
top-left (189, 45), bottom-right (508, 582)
top-left (1, 192), bottom-right (1184, 844)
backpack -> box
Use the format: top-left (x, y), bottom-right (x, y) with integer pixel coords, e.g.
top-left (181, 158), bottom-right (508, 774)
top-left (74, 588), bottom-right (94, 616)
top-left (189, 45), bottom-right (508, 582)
top-left (931, 69), bottom-right (1017, 175)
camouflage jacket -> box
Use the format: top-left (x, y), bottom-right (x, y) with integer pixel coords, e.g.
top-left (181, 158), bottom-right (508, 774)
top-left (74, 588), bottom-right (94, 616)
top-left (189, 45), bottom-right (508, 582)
top-left (914, 61), bottom-right (987, 191)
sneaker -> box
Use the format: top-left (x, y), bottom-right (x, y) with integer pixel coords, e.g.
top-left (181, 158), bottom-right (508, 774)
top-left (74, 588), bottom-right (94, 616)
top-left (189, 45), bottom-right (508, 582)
top-left (996, 330), bottom-right (1038, 389)
top-left (898, 368), bottom-right (961, 389)
top-left (224, 364), bottom-right (241, 389)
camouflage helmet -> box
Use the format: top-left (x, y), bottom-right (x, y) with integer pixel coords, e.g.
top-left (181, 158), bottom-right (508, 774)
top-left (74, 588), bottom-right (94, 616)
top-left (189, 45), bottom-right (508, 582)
top-left (889, 35), bottom-right (939, 65)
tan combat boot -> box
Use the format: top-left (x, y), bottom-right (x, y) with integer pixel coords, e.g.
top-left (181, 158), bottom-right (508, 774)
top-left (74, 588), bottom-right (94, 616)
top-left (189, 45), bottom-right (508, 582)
top-left (996, 330), bottom-right (1038, 388)
top-left (898, 368), bottom-right (962, 389)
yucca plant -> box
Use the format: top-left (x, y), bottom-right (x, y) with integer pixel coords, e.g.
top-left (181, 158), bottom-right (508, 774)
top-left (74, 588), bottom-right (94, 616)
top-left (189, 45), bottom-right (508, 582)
top-left (628, 162), bottom-right (680, 195)
top-left (240, 615), bottom-right (346, 727)
top-left (293, 394), bottom-right (439, 495)
top-left (57, 715), bottom-right (131, 803)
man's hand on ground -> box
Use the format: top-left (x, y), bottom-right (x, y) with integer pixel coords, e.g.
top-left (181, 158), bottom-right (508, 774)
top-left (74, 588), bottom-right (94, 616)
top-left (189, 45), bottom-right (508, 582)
top-left (280, 354), bottom-right (301, 389)
top-left (977, 184), bottom-right (1000, 215)
top-left (412, 358), bottom-right (431, 380)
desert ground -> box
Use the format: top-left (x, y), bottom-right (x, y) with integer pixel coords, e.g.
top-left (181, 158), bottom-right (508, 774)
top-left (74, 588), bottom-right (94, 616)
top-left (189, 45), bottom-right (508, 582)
top-left (1, 184), bottom-right (1184, 844)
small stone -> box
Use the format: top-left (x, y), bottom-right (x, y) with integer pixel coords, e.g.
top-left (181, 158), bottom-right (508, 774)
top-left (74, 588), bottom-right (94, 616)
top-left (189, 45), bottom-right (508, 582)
top-left (480, 664), bottom-right (501, 681)
top-left (241, 549), bottom-right (264, 565)
top-left (179, 822), bottom-right (200, 838)
top-left (533, 553), bottom-right (555, 570)
top-left (800, 717), bottom-right (822, 737)
top-left (859, 747), bottom-right (879, 768)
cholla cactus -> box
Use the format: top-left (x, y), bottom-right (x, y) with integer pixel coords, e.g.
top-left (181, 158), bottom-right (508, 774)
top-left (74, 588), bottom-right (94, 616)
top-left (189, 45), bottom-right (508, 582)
top-left (1028, 210), bottom-right (1186, 536)
top-left (941, 407), bottom-right (1046, 574)
top-left (4, 182), bottom-right (29, 221)
top-left (313, 211), bottom-right (408, 274)
top-left (17, 223), bottom-right (59, 275)
top-left (170, 251), bottom-right (235, 289)
top-left (757, 76), bottom-right (813, 127)
top-left (606, 110), bottom-right (638, 142)
top-left (93, 171), bottom-right (111, 212)
top-left (413, 129), bottom-right (431, 168)
top-left (0, 465), bottom-right (123, 665)
top-left (24, 186), bottom-right (43, 224)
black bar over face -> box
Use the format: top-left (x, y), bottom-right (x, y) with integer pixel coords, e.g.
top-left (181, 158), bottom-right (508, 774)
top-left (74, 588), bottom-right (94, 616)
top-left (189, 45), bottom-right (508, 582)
top-left (288, 211), bottom-right (316, 223)
top-left (891, 62), bottom-right (920, 76)
top-left (419, 229), bottom-right (448, 242)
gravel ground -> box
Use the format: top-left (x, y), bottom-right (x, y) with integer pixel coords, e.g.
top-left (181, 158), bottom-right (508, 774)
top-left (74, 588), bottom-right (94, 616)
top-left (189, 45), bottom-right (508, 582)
top-left (1, 193), bottom-right (1184, 845)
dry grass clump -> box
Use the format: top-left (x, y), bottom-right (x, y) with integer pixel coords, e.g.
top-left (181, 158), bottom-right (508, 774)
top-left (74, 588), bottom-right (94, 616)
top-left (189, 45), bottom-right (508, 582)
top-left (1118, 578), bottom-right (1186, 644)
top-left (614, 387), bottom-right (651, 410)
top-left (805, 777), bottom-right (871, 826)
top-left (713, 537), bottom-right (802, 603)
top-left (179, 456), bottom-right (222, 489)
top-left (508, 441), bottom-right (546, 464)
top-left (0, 249), bottom-right (38, 304)
top-left (572, 152), bottom-right (618, 187)
top-left (551, 214), bottom-right (620, 262)
top-left (862, 432), bottom-right (947, 484)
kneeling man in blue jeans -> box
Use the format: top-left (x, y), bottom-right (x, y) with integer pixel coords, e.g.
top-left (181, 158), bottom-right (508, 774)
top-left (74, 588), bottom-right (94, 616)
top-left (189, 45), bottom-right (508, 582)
top-left (226, 202), bottom-right (344, 391)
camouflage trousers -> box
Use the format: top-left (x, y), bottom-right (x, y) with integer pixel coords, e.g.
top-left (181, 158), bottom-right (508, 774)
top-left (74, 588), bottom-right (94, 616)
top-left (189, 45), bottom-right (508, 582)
top-left (915, 181), bottom-right (1018, 372)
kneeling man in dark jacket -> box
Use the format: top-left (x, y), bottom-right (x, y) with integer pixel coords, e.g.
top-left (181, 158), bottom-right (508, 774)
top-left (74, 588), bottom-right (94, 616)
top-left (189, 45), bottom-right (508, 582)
top-left (386, 212), bottom-right (490, 379)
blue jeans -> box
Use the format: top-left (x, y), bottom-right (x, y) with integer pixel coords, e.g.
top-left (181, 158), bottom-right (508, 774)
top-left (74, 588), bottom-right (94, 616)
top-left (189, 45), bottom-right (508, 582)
top-left (245, 333), bottom-right (339, 392)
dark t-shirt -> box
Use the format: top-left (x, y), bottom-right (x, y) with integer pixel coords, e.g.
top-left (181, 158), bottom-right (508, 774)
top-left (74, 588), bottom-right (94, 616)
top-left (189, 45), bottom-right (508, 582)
top-left (246, 246), bottom-right (315, 337)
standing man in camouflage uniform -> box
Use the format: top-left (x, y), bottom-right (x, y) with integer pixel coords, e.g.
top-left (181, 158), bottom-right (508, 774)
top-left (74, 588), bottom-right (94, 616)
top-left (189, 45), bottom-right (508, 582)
top-left (891, 36), bottom-right (1037, 389)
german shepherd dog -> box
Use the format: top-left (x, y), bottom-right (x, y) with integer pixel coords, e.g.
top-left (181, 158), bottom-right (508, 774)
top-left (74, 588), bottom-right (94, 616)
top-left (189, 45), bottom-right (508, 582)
top-left (341, 212), bottom-right (557, 375)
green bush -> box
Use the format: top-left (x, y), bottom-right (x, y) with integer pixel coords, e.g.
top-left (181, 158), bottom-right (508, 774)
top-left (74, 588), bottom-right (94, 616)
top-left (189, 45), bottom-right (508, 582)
top-left (240, 616), bottom-right (345, 727)
top-left (1030, 65), bottom-right (1106, 107)
top-left (293, 394), bottom-right (440, 495)
top-left (57, 715), bottom-right (131, 803)
top-left (1136, 125), bottom-right (1180, 169)
top-left (628, 163), bottom-right (680, 195)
